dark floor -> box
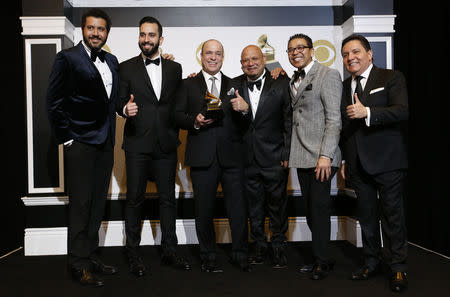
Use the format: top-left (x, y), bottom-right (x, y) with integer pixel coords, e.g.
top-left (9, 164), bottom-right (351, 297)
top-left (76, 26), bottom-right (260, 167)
top-left (0, 241), bottom-right (448, 297)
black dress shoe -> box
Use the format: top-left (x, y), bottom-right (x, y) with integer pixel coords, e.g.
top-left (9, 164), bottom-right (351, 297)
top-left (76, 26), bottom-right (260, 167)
top-left (390, 271), bottom-right (408, 293)
top-left (161, 253), bottom-right (191, 271)
top-left (311, 262), bottom-right (334, 280)
top-left (200, 260), bottom-right (223, 273)
top-left (91, 258), bottom-right (119, 275)
top-left (249, 246), bottom-right (267, 265)
top-left (128, 256), bottom-right (146, 277)
top-left (350, 265), bottom-right (379, 280)
top-left (298, 263), bottom-right (314, 273)
top-left (72, 268), bottom-right (104, 287)
top-left (230, 259), bottom-right (252, 272)
top-left (272, 247), bottom-right (287, 269)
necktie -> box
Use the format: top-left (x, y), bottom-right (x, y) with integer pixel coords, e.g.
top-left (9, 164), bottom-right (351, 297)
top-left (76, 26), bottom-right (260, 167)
top-left (248, 79), bottom-right (262, 92)
top-left (209, 76), bottom-right (219, 98)
top-left (91, 50), bottom-right (106, 62)
top-left (354, 75), bottom-right (363, 100)
top-left (292, 69), bottom-right (305, 85)
top-left (145, 57), bottom-right (160, 66)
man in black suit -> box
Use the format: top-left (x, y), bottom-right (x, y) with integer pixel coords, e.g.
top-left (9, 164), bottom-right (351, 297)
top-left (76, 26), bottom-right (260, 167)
top-left (175, 39), bottom-right (250, 273)
top-left (340, 34), bottom-right (409, 292)
top-left (116, 16), bottom-right (190, 276)
top-left (46, 8), bottom-right (119, 287)
top-left (229, 45), bottom-right (292, 269)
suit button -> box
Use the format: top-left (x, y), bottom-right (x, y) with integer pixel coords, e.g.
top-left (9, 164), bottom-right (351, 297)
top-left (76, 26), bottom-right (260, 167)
top-left (296, 123), bottom-right (299, 127)
top-left (298, 109), bottom-right (302, 113)
top-left (301, 95), bottom-right (305, 99)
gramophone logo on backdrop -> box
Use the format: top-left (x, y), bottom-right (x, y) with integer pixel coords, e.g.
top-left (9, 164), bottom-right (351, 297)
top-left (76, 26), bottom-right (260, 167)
top-left (258, 34), bottom-right (282, 71)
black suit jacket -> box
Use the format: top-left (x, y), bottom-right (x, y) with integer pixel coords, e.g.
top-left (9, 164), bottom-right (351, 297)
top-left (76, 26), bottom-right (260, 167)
top-left (232, 72), bottom-right (292, 167)
top-left (175, 71), bottom-right (247, 167)
top-left (46, 42), bottom-right (119, 145)
top-left (340, 65), bottom-right (409, 175)
top-left (117, 55), bottom-right (182, 153)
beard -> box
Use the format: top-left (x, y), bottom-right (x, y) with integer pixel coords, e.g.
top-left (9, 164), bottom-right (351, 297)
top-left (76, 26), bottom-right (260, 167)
top-left (139, 40), bottom-right (160, 58)
top-left (83, 35), bottom-right (106, 52)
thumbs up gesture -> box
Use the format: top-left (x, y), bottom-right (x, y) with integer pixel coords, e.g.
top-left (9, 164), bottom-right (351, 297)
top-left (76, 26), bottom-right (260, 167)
top-left (346, 93), bottom-right (367, 119)
top-left (230, 90), bottom-right (249, 113)
top-left (125, 94), bottom-right (138, 117)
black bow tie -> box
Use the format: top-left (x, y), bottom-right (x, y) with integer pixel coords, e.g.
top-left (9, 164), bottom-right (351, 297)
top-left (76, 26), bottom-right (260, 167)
top-left (248, 79), bottom-right (262, 91)
top-left (292, 69), bottom-right (306, 84)
top-left (145, 57), bottom-right (160, 66)
top-left (90, 50), bottom-right (106, 62)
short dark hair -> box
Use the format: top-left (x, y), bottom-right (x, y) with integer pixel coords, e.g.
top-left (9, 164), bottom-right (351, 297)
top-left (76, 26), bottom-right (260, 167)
top-left (341, 34), bottom-right (371, 52)
top-left (288, 33), bottom-right (313, 48)
top-left (81, 8), bottom-right (112, 33)
top-left (139, 16), bottom-right (163, 37)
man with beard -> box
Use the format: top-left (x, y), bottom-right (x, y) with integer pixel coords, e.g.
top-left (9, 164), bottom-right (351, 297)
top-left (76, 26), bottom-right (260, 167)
top-left (116, 16), bottom-right (190, 277)
top-left (46, 8), bottom-right (119, 287)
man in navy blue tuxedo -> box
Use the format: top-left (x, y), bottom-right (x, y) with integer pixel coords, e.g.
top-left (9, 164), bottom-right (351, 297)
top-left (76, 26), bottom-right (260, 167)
top-left (47, 8), bottom-right (119, 287)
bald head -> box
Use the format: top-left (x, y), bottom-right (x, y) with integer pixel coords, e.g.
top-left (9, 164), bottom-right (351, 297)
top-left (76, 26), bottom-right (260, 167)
top-left (201, 39), bottom-right (224, 75)
top-left (240, 45), bottom-right (266, 80)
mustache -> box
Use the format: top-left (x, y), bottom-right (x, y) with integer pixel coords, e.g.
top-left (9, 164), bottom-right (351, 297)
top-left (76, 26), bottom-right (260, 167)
top-left (140, 42), bottom-right (155, 46)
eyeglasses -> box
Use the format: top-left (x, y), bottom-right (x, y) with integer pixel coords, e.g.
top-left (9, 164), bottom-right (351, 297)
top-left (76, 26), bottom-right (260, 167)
top-left (286, 45), bottom-right (312, 54)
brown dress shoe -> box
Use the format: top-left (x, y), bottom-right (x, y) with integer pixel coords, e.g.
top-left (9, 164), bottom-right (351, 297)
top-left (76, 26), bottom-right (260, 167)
top-left (72, 268), bottom-right (104, 287)
top-left (390, 271), bottom-right (408, 293)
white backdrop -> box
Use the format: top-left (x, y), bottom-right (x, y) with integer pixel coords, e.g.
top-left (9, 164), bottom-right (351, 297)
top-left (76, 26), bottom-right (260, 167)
top-left (74, 25), bottom-right (343, 196)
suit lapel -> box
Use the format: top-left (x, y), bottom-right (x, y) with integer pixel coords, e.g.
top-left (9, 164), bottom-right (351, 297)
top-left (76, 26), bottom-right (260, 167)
top-left (360, 66), bottom-right (380, 105)
top-left (219, 72), bottom-right (230, 99)
top-left (160, 58), bottom-right (170, 102)
top-left (135, 55), bottom-right (158, 102)
top-left (291, 61), bottom-right (318, 107)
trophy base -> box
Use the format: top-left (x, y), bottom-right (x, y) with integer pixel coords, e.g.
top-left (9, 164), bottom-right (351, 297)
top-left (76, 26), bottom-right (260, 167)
top-left (205, 109), bottom-right (224, 120)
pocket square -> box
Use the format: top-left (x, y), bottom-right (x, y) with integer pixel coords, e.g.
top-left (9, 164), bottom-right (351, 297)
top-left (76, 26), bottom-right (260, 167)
top-left (227, 87), bottom-right (236, 96)
top-left (369, 87), bottom-right (384, 94)
top-left (305, 83), bottom-right (313, 91)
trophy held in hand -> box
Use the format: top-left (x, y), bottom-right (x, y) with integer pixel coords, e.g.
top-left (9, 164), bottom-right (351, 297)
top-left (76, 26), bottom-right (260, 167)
top-left (204, 90), bottom-right (224, 120)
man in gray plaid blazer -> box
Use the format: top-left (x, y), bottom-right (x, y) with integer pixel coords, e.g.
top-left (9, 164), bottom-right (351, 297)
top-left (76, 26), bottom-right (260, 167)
top-left (286, 33), bottom-right (342, 280)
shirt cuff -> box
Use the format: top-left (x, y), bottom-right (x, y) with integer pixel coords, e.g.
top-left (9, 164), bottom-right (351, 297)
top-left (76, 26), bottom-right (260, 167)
top-left (63, 139), bottom-right (74, 147)
top-left (365, 107), bottom-right (371, 127)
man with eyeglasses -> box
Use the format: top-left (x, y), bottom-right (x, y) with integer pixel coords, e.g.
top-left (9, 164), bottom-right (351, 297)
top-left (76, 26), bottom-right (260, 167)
top-left (175, 39), bottom-right (250, 273)
top-left (281, 33), bottom-right (342, 280)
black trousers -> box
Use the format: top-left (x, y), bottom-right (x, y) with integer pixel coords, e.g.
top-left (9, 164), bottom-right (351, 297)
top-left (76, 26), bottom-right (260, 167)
top-left (64, 139), bottom-right (113, 270)
top-left (348, 160), bottom-right (408, 272)
top-left (245, 162), bottom-right (289, 249)
top-left (297, 167), bottom-right (338, 264)
top-left (124, 149), bottom-right (178, 255)
top-left (190, 155), bottom-right (248, 262)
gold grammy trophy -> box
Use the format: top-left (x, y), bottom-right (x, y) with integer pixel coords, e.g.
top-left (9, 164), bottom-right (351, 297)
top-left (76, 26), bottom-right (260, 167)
top-left (204, 91), bottom-right (224, 120)
top-left (258, 34), bottom-right (282, 71)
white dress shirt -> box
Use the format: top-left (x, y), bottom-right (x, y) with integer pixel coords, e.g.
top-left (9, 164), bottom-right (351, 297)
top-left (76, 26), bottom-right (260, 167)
top-left (144, 54), bottom-right (162, 100)
top-left (82, 41), bottom-right (112, 98)
top-left (202, 70), bottom-right (222, 95)
top-left (248, 70), bottom-right (266, 118)
top-left (291, 59), bottom-right (314, 97)
top-left (351, 63), bottom-right (373, 126)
